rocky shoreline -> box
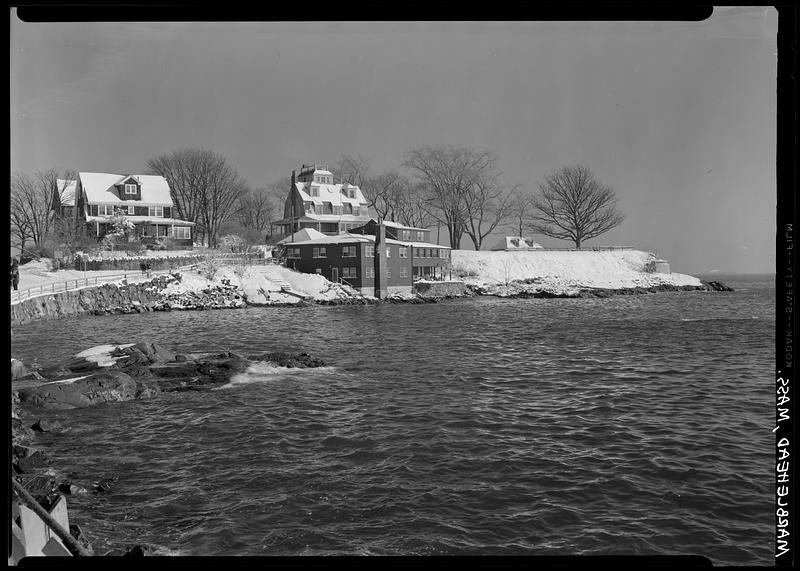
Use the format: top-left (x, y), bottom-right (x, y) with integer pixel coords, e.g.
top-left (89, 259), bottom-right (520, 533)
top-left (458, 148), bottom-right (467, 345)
top-left (10, 342), bottom-right (328, 557)
top-left (467, 279), bottom-right (733, 299)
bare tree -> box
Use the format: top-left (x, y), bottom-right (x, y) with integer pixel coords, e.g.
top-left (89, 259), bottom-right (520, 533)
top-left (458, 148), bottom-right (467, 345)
top-left (507, 184), bottom-right (536, 238)
top-left (531, 165), bottom-right (625, 249)
top-left (403, 145), bottom-right (497, 249)
top-left (361, 170), bottom-right (405, 221)
top-left (147, 148), bottom-right (247, 248)
top-left (10, 169), bottom-right (61, 253)
top-left (331, 154), bottom-right (371, 187)
top-left (463, 175), bottom-right (510, 251)
top-left (237, 186), bottom-right (277, 237)
top-left (394, 181), bottom-right (433, 229)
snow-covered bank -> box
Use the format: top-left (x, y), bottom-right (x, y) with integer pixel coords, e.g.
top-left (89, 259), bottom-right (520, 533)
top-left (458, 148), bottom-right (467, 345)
top-left (451, 249), bottom-right (703, 294)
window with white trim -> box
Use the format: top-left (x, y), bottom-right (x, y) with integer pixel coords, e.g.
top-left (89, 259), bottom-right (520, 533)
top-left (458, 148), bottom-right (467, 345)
top-left (311, 186), bottom-right (319, 197)
top-left (416, 231), bottom-right (424, 241)
top-left (400, 267), bottom-right (408, 278)
top-left (148, 206), bottom-right (164, 217)
top-left (366, 267), bottom-right (374, 279)
top-left (287, 248), bottom-right (301, 259)
top-left (313, 247), bottom-right (327, 258)
top-left (342, 267), bottom-right (358, 278)
top-left (342, 245), bottom-right (356, 257)
top-left (124, 183), bottom-right (137, 195)
top-left (399, 247), bottom-right (408, 258)
top-left (172, 226), bottom-right (191, 239)
top-left (127, 205), bottom-right (135, 215)
top-left (315, 268), bottom-right (322, 274)
top-left (365, 245), bottom-right (374, 258)
top-left (387, 268), bottom-right (391, 278)
top-left (353, 206), bottom-right (360, 217)
top-left (386, 247), bottom-right (391, 258)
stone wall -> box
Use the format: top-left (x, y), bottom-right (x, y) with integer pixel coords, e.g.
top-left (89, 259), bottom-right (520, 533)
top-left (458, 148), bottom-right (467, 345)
top-left (73, 255), bottom-right (208, 272)
top-left (413, 281), bottom-right (470, 298)
top-left (10, 282), bottom-right (164, 326)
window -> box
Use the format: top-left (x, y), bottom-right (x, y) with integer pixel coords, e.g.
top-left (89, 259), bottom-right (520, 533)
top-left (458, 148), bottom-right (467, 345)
top-left (343, 245), bottom-right (356, 257)
top-left (416, 231), bottom-right (424, 241)
top-left (366, 267), bottom-right (374, 279)
top-left (324, 202), bottom-right (333, 214)
top-left (311, 186), bottom-right (319, 197)
top-left (287, 248), bottom-right (301, 259)
top-left (343, 267), bottom-right (358, 278)
top-left (315, 268), bottom-right (322, 274)
top-left (365, 245), bottom-right (374, 258)
top-left (172, 226), bottom-right (191, 239)
top-left (96, 204), bottom-right (114, 216)
top-left (386, 247), bottom-right (391, 258)
top-left (304, 202), bottom-right (313, 213)
top-left (400, 267), bottom-right (408, 279)
top-left (124, 183), bottom-right (137, 195)
top-left (353, 207), bottom-right (360, 217)
top-left (387, 268), bottom-right (391, 278)
top-left (313, 247), bottom-right (327, 258)
top-left (126, 205), bottom-right (135, 215)
top-left (399, 247), bottom-right (408, 258)
top-left (148, 206), bottom-right (164, 217)
top-left (401, 230), bottom-right (411, 240)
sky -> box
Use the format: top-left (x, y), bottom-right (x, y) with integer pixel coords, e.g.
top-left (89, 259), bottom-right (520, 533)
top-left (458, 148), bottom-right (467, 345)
top-left (10, 8), bottom-right (778, 274)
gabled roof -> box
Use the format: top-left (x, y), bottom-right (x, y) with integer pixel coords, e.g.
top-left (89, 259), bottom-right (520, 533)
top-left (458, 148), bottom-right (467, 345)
top-left (78, 172), bottom-right (173, 206)
top-left (276, 228), bottom-right (327, 244)
top-left (56, 179), bottom-right (77, 207)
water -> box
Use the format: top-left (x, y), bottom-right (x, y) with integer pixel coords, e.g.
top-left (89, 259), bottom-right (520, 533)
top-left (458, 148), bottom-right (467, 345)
top-left (11, 274), bottom-right (775, 563)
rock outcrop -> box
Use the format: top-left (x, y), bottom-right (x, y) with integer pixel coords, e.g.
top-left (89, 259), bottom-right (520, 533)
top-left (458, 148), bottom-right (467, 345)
top-left (13, 343), bottom-right (327, 411)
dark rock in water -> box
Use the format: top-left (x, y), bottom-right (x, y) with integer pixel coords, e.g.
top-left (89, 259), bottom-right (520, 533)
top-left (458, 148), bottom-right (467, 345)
top-left (702, 280), bottom-right (734, 292)
top-left (30, 419), bottom-right (55, 432)
top-left (17, 370), bottom-right (138, 410)
top-left (174, 354), bottom-right (188, 362)
top-left (123, 545), bottom-right (153, 557)
top-left (16, 449), bottom-right (51, 473)
top-left (259, 351), bottom-right (326, 368)
top-left (58, 481), bottom-right (89, 496)
top-left (93, 476), bottom-right (118, 494)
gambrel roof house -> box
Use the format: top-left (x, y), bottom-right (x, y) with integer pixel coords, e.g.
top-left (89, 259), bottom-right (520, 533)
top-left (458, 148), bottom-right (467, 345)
top-left (272, 163), bottom-right (374, 238)
top-left (75, 172), bottom-right (195, 247)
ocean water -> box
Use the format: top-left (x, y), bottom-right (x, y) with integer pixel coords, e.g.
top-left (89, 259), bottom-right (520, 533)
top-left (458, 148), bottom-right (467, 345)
top-left (11, 274), bottom-right (775, 564)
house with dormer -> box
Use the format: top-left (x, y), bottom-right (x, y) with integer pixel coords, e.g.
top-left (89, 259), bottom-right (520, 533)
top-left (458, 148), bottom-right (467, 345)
top-left (74, 172), bottom-right (195, 248)
top-left (271, 163), bottom-right (373, 238)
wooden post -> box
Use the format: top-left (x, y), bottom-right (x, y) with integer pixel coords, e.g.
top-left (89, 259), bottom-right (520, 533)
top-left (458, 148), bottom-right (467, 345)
top-left (12, 479), bottom-right (92, 557)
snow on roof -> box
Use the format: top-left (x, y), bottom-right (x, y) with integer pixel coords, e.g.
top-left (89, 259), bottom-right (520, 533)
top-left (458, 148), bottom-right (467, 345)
top-left (285, 232), bottom-right (450, 249)
top-left (276, 228), bottom-right (328, 244)
top-left (56, 179), bottom-right (77, 206)
top-left (490, 236), bottom-right (544, 251)
top-left (79, 172), bottom-right (174, 206)
top-left (295, 181), bottom-right (368, 207)
top-left (85, 216), bottom-right (195, 225)
top-left (375, 220), bottom-right (429, 231)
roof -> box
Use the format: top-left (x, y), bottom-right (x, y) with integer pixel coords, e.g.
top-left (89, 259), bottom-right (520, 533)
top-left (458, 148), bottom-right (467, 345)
top-left (78, 172), bottom-right (174, 206)
top-left (276, 228), bottom-right (327, 244)
top-left (85, 216), bottom-right (195, 226)
top-left (56, 179), bottom-right (77, 207)
top-left (490, 236), bottom-right (543, 250)
top-left (286, 232), bottom-right (450, 249)
top-left (375, 220), bottom-right (429, 231)
top-left (295, 181), bottom-right (369, 207)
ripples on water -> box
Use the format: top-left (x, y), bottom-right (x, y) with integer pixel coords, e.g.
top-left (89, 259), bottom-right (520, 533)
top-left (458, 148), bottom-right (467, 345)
top-left (12, 275), bottom-right (774, 564)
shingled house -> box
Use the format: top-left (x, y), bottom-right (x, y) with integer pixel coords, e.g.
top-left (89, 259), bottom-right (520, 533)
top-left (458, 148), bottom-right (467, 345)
top-left (283, 219), bottom-right (451, 295)
top-left (74, 172), bottom-right (195, 248)
top-left (271, 163), bottom-right (373, 237)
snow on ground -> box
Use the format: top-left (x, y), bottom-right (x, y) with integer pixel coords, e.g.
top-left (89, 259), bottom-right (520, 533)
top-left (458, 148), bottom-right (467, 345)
top-left (450, 249), bottom-right (702, 290)
top-left (164, 264), bottom-right (363, 304)
top-left (16, 260), bottom-right (160, 292)
top-left (74, 343), bottom-right (135, 367)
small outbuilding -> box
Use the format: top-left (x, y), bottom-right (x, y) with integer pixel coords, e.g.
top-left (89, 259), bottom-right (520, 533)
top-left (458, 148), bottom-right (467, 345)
top-left (490, 236), bottom-right (543, 251)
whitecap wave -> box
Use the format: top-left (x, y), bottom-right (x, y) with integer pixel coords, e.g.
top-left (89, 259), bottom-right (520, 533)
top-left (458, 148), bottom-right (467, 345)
top-left (213, 362), bottom-right (338, 390)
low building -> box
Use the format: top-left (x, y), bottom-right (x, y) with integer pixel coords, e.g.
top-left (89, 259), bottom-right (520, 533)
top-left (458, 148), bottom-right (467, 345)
top-left (74, 172), bottom-right (195, 248)
top-left (283, 220), bottom-right (452, 296)
top-left (490, 236), bottom-right (543, 251)
top-left (271, 164), bottom-right (373, 237)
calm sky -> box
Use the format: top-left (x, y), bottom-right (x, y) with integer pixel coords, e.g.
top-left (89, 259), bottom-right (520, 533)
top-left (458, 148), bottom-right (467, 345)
top-left (10, 8), bottom-right (777, 274)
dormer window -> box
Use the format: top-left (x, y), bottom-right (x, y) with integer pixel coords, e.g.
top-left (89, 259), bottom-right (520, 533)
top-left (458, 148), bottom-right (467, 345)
top-left (124, 183), bottom-right (137, 195)
top-left (347, 189), bottom-right (355, 199)
top-left (310, 186), bottom-right (319, 197)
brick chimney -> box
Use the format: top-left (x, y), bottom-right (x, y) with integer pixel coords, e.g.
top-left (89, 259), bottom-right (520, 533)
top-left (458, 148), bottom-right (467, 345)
top-left (373, 220), bottom-right (387, 298)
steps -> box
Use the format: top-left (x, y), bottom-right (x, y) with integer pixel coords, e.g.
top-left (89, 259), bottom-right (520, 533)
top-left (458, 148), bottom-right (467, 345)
top-left (259, 267), bottom-right (312, 299)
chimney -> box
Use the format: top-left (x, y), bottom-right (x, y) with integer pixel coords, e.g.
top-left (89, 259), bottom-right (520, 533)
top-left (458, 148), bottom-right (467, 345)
top-left (373, 219), bottom-right (387, 299)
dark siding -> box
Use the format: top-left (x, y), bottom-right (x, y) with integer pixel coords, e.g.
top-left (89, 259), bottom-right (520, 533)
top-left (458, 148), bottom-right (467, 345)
top-left (164, 206), bottom-right (172, 219)
top-left (134, 206), bottom-right (149, 216)
top-left (116, 180), bottom-right (142, 201)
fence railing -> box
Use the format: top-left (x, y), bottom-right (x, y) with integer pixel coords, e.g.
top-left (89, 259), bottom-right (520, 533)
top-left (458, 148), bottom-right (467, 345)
top-left (10, 256), bottom-right (285, 306)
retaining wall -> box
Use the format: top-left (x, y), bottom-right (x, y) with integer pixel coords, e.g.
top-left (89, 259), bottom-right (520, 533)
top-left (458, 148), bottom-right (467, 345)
top-left (413, 281), bottom-right (470, 298)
